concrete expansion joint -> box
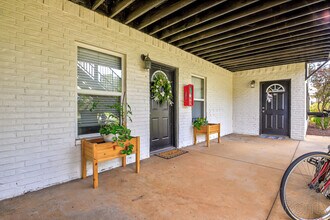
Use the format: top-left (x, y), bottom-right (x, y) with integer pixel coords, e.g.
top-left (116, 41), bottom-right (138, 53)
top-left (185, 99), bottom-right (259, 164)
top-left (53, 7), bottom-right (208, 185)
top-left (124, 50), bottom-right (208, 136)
top-left (189, 148), bottom-right (286, 172)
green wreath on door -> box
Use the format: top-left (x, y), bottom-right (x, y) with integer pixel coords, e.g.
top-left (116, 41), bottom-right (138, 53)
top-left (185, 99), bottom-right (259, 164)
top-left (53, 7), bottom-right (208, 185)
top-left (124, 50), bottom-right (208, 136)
top-left (150, 70), bottom-right (173, 105)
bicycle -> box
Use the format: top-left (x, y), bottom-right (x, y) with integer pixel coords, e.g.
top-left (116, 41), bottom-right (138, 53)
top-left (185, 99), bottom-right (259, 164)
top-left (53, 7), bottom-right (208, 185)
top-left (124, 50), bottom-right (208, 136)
top-left (280, 110), bottom-right (330, 220)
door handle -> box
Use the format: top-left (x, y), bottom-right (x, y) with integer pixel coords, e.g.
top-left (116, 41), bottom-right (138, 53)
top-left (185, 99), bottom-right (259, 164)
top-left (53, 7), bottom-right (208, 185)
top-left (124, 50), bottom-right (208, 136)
top-left (262, 107), bottom-right (265, 113)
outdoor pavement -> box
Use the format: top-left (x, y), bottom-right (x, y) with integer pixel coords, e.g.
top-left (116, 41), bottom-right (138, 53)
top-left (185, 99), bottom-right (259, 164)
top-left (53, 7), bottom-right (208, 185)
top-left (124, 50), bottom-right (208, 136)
top-left (1, 134), bottom-right (330, 220)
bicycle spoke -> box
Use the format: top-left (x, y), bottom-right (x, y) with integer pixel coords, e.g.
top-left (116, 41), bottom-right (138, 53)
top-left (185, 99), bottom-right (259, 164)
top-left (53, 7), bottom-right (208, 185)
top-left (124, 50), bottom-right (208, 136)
top-left (280, 153), bottom-right (330, 220)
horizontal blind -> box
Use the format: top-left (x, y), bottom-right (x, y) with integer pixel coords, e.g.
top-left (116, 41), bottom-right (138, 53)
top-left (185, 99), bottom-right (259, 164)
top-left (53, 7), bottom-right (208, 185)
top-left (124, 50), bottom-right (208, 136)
top-left (77, 47), bottom-right (122, 92)
top-left (77, 95), bottom-right (120, 135)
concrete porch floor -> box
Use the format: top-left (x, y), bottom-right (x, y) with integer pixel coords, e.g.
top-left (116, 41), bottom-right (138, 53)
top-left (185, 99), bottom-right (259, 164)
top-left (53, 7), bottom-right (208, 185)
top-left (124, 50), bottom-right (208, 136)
top-left (1, 134), bottom-right (330, 220)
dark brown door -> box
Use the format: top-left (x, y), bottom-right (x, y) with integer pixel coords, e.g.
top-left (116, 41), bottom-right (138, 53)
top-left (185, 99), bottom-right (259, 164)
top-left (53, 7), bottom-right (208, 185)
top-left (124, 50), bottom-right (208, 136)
top-left (261, 80), bottom-right (290, 136)
top-left (150, 63), bottom-right (175, 152)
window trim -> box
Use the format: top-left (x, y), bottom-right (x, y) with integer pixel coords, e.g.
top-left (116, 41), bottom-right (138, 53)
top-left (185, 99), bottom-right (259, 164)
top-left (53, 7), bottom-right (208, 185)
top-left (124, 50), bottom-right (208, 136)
top-left (75, 42), bottom-right (126, 139)
top-left (191, 74), bottom-right (206, 119)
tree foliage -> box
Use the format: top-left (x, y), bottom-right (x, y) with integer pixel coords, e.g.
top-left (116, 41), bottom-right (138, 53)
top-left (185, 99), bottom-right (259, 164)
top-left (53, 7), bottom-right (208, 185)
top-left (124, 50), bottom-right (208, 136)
top-left (309, 62), bottom-right (330, 129)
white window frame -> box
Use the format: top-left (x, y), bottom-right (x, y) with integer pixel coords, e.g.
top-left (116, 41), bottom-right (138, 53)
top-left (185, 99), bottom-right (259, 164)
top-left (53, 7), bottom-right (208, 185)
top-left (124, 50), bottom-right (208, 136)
top-left (75, 42), bottom-right (126, 139)
top-left (191, 74), bottom-right (206, 119)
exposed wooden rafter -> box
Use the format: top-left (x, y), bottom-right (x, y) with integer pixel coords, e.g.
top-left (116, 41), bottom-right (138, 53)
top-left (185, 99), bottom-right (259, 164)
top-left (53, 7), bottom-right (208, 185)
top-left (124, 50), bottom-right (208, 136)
top-left (124, 0), bottom-right (166, 24)
top-left (225, 53), bottom-right (330, 72)
top-left (148, 0), bottom-right (226, 35)
top-left (219, 44), bottom-right (330, 66)
top-left (203, 25), bottom-right (330, 60)
top-left (69, 0), bottom-right (330, 72)
top-left (206, 30), bottom-right (330, 62)
top-left (109, 0), bottom-right (135, 18)
top-left (174, 0), bottom-right (323, 47)
top-left (91, 0), bottom-right (105, 11)
top-left (189, 7), bottom-right (330, 54)
top-left (167, 0), bottom-right (291, 43)
top-left (213, 39), bottom-right (330, 64)
top-left (136, 0), bottom-right (195, 30)
top-left (159, 0), bottom-right (259, 40)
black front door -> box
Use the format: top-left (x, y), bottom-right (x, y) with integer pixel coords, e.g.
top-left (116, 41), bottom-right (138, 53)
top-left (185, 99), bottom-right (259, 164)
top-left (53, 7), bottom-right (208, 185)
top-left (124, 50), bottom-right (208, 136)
top-left (150, 63), bottom-right (175, 152)
top-left (261, 80), bottom-right (290, 136)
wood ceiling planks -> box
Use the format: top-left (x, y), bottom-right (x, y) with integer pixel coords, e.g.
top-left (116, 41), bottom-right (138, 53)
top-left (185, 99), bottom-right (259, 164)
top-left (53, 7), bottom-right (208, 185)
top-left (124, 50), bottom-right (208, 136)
top-left (70, 0), bottom-right (330, 71)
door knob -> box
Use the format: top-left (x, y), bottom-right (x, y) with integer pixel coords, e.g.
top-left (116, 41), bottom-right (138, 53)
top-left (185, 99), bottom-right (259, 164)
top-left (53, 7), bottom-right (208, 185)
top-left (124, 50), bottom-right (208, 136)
top-left (262, 107), bottom-right (265, 113)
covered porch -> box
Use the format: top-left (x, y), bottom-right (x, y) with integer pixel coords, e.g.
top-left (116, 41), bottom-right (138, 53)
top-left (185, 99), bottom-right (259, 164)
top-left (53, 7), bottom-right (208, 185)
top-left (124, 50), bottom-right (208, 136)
top-left (1, 0), bottom-right (330, 218)
top-left (1, 134), bottom-right (329, 219)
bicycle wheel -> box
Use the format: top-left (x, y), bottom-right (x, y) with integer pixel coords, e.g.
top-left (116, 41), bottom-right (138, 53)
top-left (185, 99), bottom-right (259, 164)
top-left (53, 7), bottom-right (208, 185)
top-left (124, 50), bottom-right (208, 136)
top-left (280, 152), bottom-right (330, 220)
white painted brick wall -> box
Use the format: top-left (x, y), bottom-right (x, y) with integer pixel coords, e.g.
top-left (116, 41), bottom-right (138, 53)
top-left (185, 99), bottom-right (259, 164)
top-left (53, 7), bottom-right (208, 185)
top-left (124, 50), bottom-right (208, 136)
top-left (233, 63), bottom-right (307, 140)
top-left (0, 0), bottom-right (233, 200)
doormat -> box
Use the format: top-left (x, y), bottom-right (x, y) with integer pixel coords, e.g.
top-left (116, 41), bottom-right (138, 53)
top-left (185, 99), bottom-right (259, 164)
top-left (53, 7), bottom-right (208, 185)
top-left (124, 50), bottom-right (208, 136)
top-left (260, 134), bottom-right (287, 140)
top-left (155, 149), bottom-right (188, 159)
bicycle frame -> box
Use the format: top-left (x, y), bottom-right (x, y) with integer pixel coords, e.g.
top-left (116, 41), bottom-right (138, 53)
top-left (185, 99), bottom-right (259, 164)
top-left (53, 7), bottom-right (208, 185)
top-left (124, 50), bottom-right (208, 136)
top-left (309, 156), bottom-right (330, 193)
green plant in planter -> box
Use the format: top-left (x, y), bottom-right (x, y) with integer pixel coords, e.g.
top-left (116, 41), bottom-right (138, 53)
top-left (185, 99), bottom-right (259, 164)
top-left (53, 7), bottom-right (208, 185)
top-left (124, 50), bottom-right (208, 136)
top-left (99, 101), bottom-right (134, 155)
top-left (193, 117), bottom-right (208, 130)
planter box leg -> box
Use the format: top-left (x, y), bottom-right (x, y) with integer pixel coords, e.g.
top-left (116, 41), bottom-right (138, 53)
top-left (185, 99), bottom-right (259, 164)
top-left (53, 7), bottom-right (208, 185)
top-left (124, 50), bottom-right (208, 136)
top-left (82, 156), bottom-right (87, 179)
top-left (122, 156), bottom-right (126, 167)
top-left (81, 140), bottom-right (87, 179)
top-left (93, 159), bottom-right (98, 188)
top-left (193, 128), bottom-right (197, 145)
top-left (218, 124), bottom-right (221, 143)
top-left (136, 137), bottom-right (140, 173)
top-left (206, 126), bottom-right (210, 148)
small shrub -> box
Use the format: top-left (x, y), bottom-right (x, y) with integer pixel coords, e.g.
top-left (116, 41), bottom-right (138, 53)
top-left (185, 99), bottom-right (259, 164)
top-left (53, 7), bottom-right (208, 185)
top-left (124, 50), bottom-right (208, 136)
top-left (311, 117), bottom-right (330, 129)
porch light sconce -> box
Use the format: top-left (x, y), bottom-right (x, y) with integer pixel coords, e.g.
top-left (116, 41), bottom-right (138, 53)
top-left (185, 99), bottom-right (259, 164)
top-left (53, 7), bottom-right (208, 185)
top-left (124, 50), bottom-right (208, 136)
top-left (141, 54), bottom-right (152, 70)
top-left (250, 80), bottom-right (256, 88)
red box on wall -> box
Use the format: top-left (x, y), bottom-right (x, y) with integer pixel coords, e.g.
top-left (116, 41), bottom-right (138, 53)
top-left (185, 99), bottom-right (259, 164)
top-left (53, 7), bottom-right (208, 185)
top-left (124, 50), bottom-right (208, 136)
top-left (184, 84), bottom-right (194, 106)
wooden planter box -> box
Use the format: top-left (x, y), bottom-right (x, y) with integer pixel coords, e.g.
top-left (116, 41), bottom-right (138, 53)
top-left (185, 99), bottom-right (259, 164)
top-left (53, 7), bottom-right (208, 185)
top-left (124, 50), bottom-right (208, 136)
top-left (193, 123), bottom-right (221, 147)
top-left (81, 136), bottom-right (140, 188)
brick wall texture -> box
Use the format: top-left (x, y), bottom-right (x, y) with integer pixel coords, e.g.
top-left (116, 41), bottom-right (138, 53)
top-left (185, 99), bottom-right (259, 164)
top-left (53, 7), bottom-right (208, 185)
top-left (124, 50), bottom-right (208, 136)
top-left (0, 0), bottom-right (306, 200)
top-left (233, 63), bottom-right (307, 140)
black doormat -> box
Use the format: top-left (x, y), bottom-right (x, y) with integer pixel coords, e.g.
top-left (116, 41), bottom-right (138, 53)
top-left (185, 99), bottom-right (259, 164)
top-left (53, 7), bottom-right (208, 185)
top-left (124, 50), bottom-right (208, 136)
top-left (155, 149), bottom-right (188, 159)
top-left (260, 134), bottom-right (288, 140)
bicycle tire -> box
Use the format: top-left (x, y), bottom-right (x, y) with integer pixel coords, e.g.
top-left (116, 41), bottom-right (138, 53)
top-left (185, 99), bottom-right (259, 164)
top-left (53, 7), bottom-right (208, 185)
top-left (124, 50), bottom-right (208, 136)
top-left (280, 151), bottom-right (330, 220)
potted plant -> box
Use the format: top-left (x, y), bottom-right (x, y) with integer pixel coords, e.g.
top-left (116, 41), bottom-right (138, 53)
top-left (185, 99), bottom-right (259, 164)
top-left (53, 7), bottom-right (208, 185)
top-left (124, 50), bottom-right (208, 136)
top-left (98, 101), bottom-right (134, 155)
top-left (193, 117), bottom-right (221, 147)
top-left (193, 117), bottom-right (208, 130)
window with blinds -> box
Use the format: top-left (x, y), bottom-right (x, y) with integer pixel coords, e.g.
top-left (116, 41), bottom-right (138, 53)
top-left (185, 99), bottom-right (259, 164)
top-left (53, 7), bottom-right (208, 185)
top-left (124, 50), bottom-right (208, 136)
top-left (192, 76), bottom-right (205, 122)
top-left (77, 47), bottom-right (123, 135)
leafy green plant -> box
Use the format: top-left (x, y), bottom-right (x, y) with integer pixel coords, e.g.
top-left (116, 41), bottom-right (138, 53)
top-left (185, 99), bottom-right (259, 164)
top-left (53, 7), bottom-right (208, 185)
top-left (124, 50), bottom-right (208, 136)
top-left (193, 117), bottom-right (208, 130)
top-left (108, 102), bottom-right (132, 126)
top-left (78, 95), bottom-right (99, 112)
top-left (310, 117), bottom-right (330, 129)
top-left (309, 103), bottom-right (330, 129)
top-left (150, 73), bottom-right (173, 105)
top-left (99, 100), bottom-right (134, 155)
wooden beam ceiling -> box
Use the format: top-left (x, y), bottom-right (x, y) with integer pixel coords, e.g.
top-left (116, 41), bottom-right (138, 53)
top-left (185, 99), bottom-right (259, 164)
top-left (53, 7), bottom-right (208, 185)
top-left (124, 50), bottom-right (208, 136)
top-left (206, 30), bottom-right (330, 61)
top-left (219, 44), bottom-right (330, 66)
top-left (173, 0), bottom-right (323, 47)
top-left (91, 0), bottom-right (105, 10)
top-left (136, 0), bottom-right (195, 30)
top-left (166, 0), bottom-right (291, 44)
top-left (70, 0), bottom-right (330, 72)
top-left (211, 38), bottom-right (330, 63)
top-left (224, 54), bottom-right (330, 72)
top-left (158, 0), bottom-right (259, 40)
top-left (109, 0), bottom-right (135, 18)
top-left (147, 0), bottom-right (226, 35)
top-left (188, 5), bottom-right (330, 53)
top-left (124, 0), bottom-right (166, 24)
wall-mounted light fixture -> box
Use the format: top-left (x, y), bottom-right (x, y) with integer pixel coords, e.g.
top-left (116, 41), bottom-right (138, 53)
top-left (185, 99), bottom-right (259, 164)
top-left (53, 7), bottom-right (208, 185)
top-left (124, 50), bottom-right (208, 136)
top-left (250, 80), bottom-right (256, 88)
top-left (141, 54), bottom-right (152, 70)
